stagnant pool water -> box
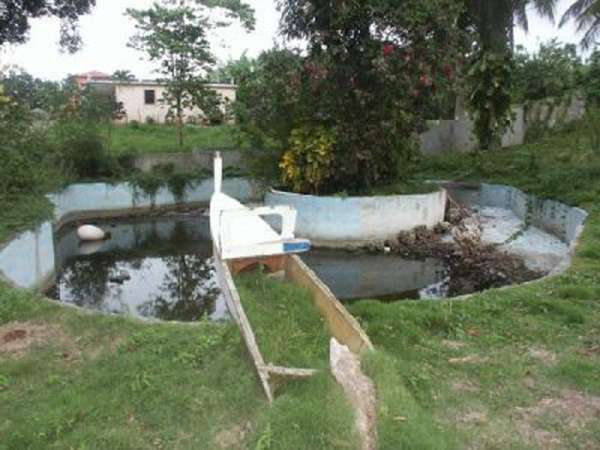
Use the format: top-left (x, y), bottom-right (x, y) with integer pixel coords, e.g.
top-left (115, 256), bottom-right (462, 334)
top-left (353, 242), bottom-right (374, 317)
top-left (48, 213), bottom-right (229, 322)
top-left (47, 214), bottom-right (451, 321)
top-left (302, 250), bottom-right (449, 301)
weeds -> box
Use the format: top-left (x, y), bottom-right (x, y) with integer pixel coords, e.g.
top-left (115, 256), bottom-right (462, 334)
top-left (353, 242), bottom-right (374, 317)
top-left (236, 270), bottom-right (330, 368)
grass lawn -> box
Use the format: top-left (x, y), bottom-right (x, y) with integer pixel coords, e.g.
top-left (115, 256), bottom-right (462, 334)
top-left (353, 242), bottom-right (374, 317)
top-left (236, 271), bottom-right (331, 369)
top-left (106, 123), bottom-right (251, 155)
top-left (0, 286), bottom-right (358, 450)
top-left (348, 126), bottom-right (600, 449)
top-left (1, 124), bottom-right (600, 449)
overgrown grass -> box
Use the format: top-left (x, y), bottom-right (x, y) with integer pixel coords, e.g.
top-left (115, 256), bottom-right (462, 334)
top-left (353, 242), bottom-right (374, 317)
top-left (413, 122), bottom-right (600, 206)
top-left (348, 124), bottom-right (600, 448)
top-left (107, 123), bottom-right (251, 155)
top-left (0, 283), bottom-right (358, 449)
top-left (235, 270), bottom-right (330, 368)
top-left (0, 286), bottom-right (265, 450)
top-left (0, 195), bottom-right (54, 242)
top-left (3, 123), bottom-right (600, 449)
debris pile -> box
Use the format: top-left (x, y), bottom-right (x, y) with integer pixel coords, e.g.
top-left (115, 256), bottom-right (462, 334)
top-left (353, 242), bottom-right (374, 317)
top-left (374, 197), bottom-right (542, 297)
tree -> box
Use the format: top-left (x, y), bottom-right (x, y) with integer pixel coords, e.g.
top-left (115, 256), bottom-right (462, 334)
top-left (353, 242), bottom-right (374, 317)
top-left (461, 0), bottom-right (557, 149)
top-left (112, 70), bottom-right (136, 82)
top-left (513, 40), bottom-right (583, 102)
top-left (0, 68), bottom-right (63, 112)
top-left (208, 52), bottom-right (256, 84)
top-left (127, 0), bottom-right (254, 146)
top-left (0, 0), bottom-right (95, 52)
top-left (269, 0), bottom-right (464, 193)
top-left (560, 0), bottom-right (600, 49)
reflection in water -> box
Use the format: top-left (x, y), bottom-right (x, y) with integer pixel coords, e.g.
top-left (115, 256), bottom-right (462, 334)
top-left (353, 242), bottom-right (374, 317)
top-left (301, 249), bottom-right (449, 301)
top-left (50, 214), bottom-right (451, 321)
top-left (137, 254), bottom-right (221, 321)
top-left (50, 215), bottom-right (228, 322)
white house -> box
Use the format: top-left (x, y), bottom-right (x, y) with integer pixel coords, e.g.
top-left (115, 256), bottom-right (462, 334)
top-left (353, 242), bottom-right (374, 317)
top-left (88, 80), bottom-right (237, 124)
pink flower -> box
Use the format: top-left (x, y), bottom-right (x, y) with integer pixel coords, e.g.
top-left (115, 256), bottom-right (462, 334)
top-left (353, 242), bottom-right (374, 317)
top-left (443, 64), bottom-right (454, 79)
top-left (383, 44), bottom-right (394, 57)
top-left (419, 74), bottom-right (431, 87)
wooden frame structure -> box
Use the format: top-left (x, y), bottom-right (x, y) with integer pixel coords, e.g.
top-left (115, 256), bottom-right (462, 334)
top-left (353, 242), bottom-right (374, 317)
top-left (214, 249), bottom-right (373, 402)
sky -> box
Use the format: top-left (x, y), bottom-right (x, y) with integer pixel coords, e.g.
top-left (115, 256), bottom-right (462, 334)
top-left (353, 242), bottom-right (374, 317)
top-left (0, 0), bottom-right (587, 81)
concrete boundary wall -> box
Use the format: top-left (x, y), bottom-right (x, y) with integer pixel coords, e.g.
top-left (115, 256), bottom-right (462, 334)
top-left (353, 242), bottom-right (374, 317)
top-left (265, 188), bottom-right (448, 243)
top-left (130, 96), bottom-right (585, 172)
top-left (133, 149), bottom-right (244, 173)
top-left (0, 178), bottom-right (259, 289)
top-left (420, 95), bottom-right (585, 155)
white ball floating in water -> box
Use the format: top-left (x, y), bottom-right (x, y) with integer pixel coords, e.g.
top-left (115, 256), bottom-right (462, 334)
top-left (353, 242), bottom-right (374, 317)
top-left (77, 225), bottom-right (108, 242)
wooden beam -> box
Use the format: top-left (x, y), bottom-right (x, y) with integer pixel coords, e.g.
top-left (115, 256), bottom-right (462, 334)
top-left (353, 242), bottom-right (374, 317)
top-left (285, 255), bottom-right (374, 354)
top-left (214, 248), bottom-right (274, 402)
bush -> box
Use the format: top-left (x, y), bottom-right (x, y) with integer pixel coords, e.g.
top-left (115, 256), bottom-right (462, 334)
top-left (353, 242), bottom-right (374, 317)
top-left (584, 50), bottom-right (600, 108)
top-left (235, 48), bottom-right (303, 150)
top-left (0, 89), bottom-right (65, 197)
top-left (238, 1), bottom-right (463, 194)
top-left (279, 126), bottom-right (335, 194)
top-left (52, 120), bottom-right (117, 179)
top-left (584, 107), bottom-right (600, 154)
top-left (513, 40), bottom-right (584, 103)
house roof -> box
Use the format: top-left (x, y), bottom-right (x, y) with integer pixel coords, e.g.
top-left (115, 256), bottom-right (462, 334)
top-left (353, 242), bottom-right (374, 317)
top-left (77, 71), bottom-right (111, 79)
top-left (88, 80), bottom-right (237, 89)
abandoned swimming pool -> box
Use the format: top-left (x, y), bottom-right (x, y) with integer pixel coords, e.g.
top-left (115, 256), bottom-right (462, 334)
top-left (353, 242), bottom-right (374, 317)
top-left (0, 180), bottom-right (588, 322)
top-left (45, 213), bottom-right (456, 321)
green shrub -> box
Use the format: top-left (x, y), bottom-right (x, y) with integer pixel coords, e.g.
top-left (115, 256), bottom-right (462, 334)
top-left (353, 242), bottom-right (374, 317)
top-left (513, 40), bottom-right (583, 103)
top-left (279, 126), bottom-right (336, 194)
top-left (584, 50), bottom-right (600, 108)
top-left (0, 89), bottom-right (65, 197)
top-left (51, 120), bottom-right (116, 179)
top-left (238, 2), bottom-right (464, 194)
top-left (584, 107), bottom-right (600, 154)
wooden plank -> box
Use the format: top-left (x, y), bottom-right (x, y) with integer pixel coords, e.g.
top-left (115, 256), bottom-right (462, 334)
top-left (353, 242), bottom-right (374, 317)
top-left (265, 365), bottom-right (318, 378)
top-left (285, 255), bottom-right (374, 354)
top-left (214, 247), bottom-right (274, 403)
top-left (265, 365), bottom-right (319, 397)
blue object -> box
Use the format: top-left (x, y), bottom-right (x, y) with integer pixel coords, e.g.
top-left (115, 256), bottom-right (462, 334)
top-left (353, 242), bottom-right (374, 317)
top-left (283, 240), bottom-right (311, 254)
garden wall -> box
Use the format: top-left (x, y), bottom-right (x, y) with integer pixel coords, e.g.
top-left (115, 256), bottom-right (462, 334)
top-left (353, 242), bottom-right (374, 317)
top-left (133, 149), bottom-right (244, 173)
top-left (131, 96), bottom-right (585, 172)
top-left (420, 95), bottom-right (585, 155)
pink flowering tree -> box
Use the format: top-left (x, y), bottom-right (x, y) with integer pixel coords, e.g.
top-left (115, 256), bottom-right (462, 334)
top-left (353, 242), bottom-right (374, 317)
top-left (266, 0), bottom-right (465, 193)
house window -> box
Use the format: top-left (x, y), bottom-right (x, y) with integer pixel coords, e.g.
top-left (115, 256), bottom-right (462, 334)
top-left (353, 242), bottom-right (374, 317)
top-left (144, 90), bottom-right (156, 105)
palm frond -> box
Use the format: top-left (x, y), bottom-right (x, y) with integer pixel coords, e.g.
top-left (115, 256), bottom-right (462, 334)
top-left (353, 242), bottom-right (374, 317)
top-left (559, 0), bottom-right (600, 49)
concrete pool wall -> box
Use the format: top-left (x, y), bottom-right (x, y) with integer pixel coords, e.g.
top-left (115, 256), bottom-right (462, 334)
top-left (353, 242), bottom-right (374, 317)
top-left (0, 179), bottom-right (589, 291)
top-left (0, 177), bottom-right (258, 289)
top-left (265, 188), bottom-right (448, 242)
top-left (444, 182), bottom-right (588, 246)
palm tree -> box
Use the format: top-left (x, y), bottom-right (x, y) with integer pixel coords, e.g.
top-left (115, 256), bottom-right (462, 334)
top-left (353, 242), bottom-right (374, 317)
top-left (560, 0), bottom-right (600, 49)
top-left (465, 0), bottom-right (557, 51)
top-left (459, 0), bottom-right (557, 149)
